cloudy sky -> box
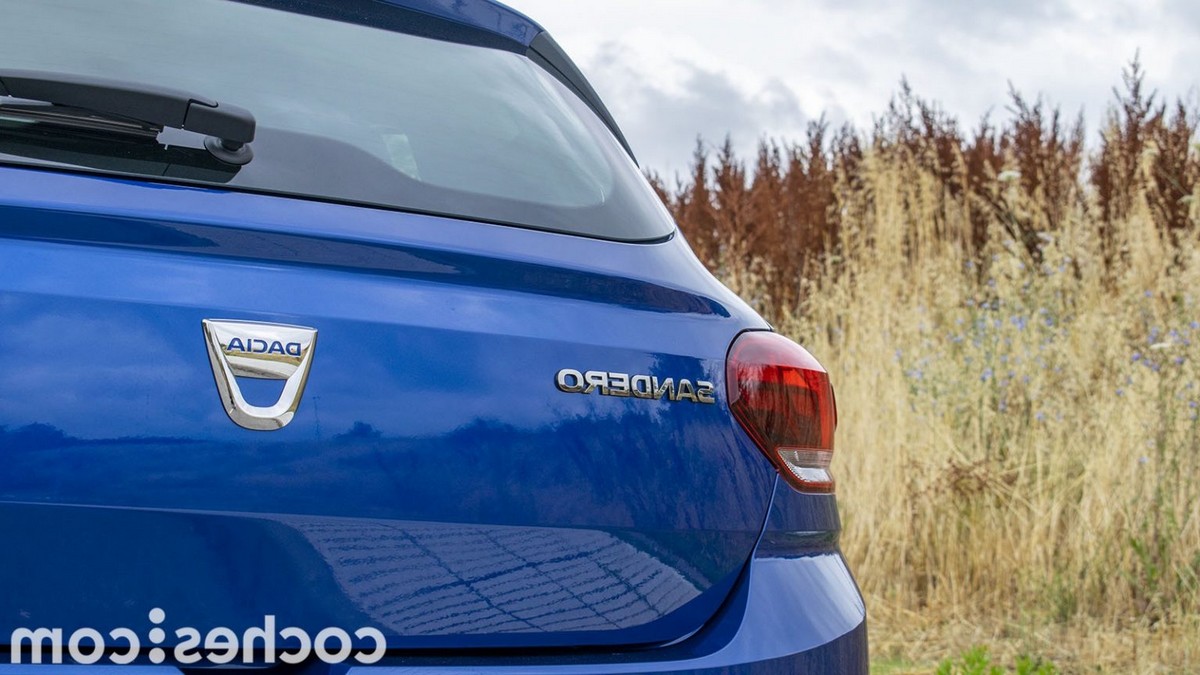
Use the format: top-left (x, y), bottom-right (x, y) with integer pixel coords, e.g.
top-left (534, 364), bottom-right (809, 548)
top-left (504, 0), bottom-right (1200, 178)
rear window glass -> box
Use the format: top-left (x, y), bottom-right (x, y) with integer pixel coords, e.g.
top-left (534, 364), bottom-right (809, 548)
top-left (0, 0), bottom-right (675, 241)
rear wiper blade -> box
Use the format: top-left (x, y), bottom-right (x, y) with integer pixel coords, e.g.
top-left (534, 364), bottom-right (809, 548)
top-left (0, 103), bottom-right (162, 140)
top-left (0, 70), bottom-right (256, 165)
top-left (0, 121), bottom-right (242, 184)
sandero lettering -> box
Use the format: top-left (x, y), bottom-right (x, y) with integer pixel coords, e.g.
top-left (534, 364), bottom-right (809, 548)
top-left (554, 369), bottom-right (716, 404)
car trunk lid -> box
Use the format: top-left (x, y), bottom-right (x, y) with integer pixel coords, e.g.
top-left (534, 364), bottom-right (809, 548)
top-left (0, 167), bottom-right (774, 650)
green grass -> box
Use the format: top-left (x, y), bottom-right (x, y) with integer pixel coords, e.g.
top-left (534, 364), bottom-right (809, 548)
top-left (936, 646), bottom-right (1057, 675)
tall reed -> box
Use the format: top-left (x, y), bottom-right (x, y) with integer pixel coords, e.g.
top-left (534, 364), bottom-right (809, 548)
top-left (654, 58), bottom-right (1200, 667)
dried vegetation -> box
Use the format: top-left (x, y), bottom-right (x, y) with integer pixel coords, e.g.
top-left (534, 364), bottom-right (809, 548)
top-left (653, 59), bottom-right (1200, 672)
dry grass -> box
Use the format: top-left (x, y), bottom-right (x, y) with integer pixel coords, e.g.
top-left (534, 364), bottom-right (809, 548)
top-left (797, 188), bottom-right (1200, 672)
top-left (656, 59), bottom-right (1200, 672)
top-left (872, 610), bottom-right (1200, 673)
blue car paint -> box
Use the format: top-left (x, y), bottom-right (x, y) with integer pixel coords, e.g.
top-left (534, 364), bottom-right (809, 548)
top-left (249, 0), bottom-right (545, 48)
top-left (332, 482), bottom-right (866, 673)
top-left (374, 0), bottom-right (542, 46)
top-left (0, 483), bottom-right (866, 673)
top-left (0, 168), bottom-right (762, 645)
top-left (0, 0), bottom-right (866, 668)
top-left (0, 164), bottom-right (864, 664)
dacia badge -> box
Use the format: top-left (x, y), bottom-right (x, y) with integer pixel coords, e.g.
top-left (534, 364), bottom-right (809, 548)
top-left (202, 319), bottom-right (317, 431)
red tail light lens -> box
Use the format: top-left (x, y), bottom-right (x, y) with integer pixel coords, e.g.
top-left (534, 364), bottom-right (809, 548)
top-left (726, 331), bottom-right (837, 493)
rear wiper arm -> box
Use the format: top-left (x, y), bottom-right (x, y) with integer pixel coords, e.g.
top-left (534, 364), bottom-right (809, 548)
top-left (0, 70), bottom-right (256, 165)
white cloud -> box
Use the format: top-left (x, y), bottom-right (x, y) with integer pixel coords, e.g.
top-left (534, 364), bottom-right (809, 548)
top-left (585, 41), bottom-right (808, 180)
top-left (505, 0), bottom-right (1200, 176)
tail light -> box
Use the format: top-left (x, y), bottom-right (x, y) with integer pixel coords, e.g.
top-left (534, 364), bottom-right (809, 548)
top-left (726, 331), bottom-right (837, 493)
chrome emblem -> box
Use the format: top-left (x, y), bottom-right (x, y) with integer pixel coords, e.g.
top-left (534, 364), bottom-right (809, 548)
top-left (554, 369), bottom-right (716, 404)
top-left (202, 319), bottom-right (317, 431)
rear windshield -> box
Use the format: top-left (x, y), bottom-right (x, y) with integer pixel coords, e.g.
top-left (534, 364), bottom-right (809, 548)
top-left (0, 0), bottom-right (675, 241)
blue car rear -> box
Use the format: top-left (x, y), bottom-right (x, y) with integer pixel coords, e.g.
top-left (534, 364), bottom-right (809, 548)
top-left (0, 0), bottom-right (866, 672)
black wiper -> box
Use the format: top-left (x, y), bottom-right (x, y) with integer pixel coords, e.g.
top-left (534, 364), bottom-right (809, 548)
top-left (0, 70), bottom-right (256, 165)
top-left (0, 102), bottom-right (163, 139)
top-left (0, 121), bottom-right (242, 184)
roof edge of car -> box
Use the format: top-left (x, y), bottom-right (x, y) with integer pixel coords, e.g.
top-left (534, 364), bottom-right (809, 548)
top-left (229, 0), bottom-right (528, 49)
top-left (230, 0), bottom-right (635, 162)
top-left (526, 33), bottom-right (638, 163)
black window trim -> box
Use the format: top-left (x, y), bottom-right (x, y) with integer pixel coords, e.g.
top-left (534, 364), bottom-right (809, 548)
top-left (229, 1), bottom-right (637, 164)
top-left (525, 33), bottom-right (638, 165)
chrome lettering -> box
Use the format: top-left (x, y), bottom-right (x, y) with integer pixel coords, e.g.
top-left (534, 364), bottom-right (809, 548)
top-left (630, 375), bottom-right (654, 399)
top-left (608, 372), bottom-right (631, 397)
top-left (583, 370), bottom-right (608, 394)
top-left (554, 370), bottom-right (715, 404)
top-left (555, 368), bottom-right (585, 393)
top-left (652, 377), bottom-right (675, 401)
